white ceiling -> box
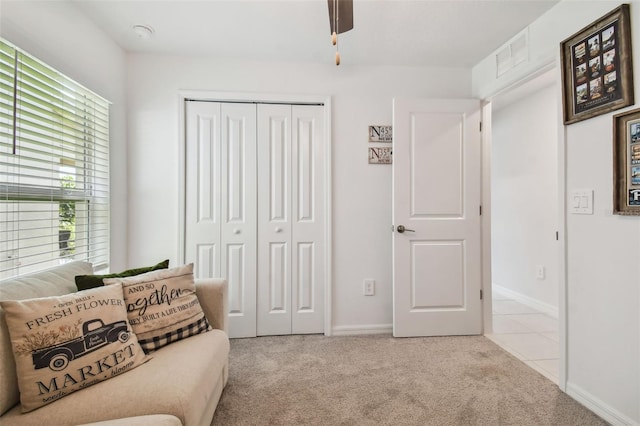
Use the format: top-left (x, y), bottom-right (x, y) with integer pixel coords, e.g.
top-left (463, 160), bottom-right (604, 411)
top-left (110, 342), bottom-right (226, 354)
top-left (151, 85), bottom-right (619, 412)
top-left (72, 0), bottom-right (560, 68)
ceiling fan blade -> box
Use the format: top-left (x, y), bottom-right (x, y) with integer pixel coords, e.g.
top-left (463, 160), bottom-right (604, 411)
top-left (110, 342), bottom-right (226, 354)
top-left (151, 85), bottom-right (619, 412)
top-left (327, 0), bottom-right (354, 35)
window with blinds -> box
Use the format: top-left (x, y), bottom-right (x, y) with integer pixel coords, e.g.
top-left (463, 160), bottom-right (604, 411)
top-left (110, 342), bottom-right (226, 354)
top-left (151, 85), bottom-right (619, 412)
top-left (0, 38), bottom-right (110, 280)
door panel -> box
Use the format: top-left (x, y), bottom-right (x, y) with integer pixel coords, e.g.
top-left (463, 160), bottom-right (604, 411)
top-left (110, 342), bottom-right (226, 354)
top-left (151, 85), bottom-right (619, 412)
top-left (258, 104), bottom-right (292, 335)
top-left (269, 242), bottom-right (288, 311)
top-left (226, 115), bottom-right (248, 222)
top-left (197, 115), bottom-right (217, 222)
top-left (196, 244), bottom-right (217, 279)
top-left (393, 98), bottom-right (481, 337)
top-left (269, 117), bottom-right (287, 221)
top-left (411, 240), bottom-right (464, 308)
top-left (296, 242), bottom-right (314, 310)
top-left (296, 118), bottom-right (314, 221)
top-left (411, 113), bottom-right (463, 217)
top-left (221, 103), bottom-right (257, 338)
top-left (185, 102), bottom-right (221, 279)
top-left (227, 243), bottom-right (246, 314)
top-left (291, 106), bottom-right (324, 334)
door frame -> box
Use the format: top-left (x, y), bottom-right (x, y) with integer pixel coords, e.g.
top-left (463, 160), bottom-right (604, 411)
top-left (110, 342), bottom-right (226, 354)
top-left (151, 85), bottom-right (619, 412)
top-left (480, 59), bottom-right (567, 391)
top-left (177, 90), bottom-right (333, 336)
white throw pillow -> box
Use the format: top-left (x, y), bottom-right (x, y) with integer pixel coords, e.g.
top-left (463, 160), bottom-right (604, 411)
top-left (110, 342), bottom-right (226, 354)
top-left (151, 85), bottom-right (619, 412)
top-left (0, 283), bottom-right (148, 412)
top-left (104, 263), bottom-right (211, 353)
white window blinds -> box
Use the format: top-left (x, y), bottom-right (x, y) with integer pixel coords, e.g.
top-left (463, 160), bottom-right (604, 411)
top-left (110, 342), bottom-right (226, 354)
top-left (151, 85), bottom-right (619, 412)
top-left (0, 38), bottom-right (110, 279)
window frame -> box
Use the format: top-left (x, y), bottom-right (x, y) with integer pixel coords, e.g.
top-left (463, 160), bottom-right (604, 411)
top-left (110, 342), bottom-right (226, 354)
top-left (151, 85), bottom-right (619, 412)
top-left (0, 37), bottom-right (110, 279)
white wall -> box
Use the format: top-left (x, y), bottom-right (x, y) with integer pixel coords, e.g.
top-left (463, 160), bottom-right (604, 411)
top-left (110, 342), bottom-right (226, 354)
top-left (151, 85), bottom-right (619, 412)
top-left (0, 0), bottom-right (129, 271)
top-left (5, 1), bottom-right (636, 422)
top-left (125, 54), bottom-right (471, 332)
top-left (474, 1), bottom-right (640, 424)
top-left (491, 80), bottom-right (558, 312)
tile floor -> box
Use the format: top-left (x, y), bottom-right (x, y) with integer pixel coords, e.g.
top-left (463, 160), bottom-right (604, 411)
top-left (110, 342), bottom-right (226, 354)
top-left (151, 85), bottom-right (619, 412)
top-left (486, 291), bottom-right (559, 384)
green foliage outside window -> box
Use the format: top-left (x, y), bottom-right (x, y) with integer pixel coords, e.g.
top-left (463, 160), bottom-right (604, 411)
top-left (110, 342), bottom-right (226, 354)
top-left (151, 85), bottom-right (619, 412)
top-left (59, 176), bottom-right (76, 256)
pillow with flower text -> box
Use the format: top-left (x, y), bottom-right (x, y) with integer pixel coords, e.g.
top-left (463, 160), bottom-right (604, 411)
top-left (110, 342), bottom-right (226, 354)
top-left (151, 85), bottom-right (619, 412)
top-left (103, 263), bottom-right (211, 353)
top-left (0, 283), bottom-right (148, 412)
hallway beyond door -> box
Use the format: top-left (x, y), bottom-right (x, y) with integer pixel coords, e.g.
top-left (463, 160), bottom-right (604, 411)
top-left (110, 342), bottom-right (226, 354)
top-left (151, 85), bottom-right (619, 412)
top-left (486, 290), bottom-right (559, 384)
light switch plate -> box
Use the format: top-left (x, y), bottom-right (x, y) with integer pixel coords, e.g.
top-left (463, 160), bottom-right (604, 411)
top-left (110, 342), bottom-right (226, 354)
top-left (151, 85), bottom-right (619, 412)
top-left (570, 189), bottom-right (593, 214)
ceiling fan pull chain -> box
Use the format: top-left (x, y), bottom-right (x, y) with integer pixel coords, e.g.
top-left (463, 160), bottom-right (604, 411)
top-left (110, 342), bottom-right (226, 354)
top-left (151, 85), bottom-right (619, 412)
top-left (332, 0), bottom-right (337, 45)
top-left (332, 0), bottom-right (337, 46)
top-left (335, 0), bottom-right (340, 65)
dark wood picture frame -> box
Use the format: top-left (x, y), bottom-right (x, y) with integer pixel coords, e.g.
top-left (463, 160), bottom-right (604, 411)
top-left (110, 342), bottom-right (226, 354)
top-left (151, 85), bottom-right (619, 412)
top-left (561, 4), bottom-right (634, 125)
top-left (613, 108), bottom-right (640, 215)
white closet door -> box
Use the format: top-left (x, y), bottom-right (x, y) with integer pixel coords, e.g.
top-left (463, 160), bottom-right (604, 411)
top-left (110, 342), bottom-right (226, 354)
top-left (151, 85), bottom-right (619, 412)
top-left (291, 105), bottom-right (324, 334)
top-left (257, 104), bottom-right (292, 335)
top-left (185, 101), bottom-right (222, 280)
top-left (257, 104), bottom-right (324, 335)
top-left (185, 101), bottom-right (258, 338)
top-left (186, 101), bottom-right (323, 338)
top-left (221, 103), bottom-right (258, 338)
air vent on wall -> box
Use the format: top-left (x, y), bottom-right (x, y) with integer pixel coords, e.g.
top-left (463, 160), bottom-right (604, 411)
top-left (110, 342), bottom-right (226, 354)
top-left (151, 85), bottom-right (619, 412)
top-left (496, 45), bottom-right (512, 77)
top-left (495, 29), bottom-right (529, 77)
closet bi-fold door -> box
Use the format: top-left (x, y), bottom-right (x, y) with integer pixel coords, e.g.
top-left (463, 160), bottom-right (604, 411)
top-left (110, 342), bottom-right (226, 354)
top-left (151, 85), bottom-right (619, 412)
top-left (257, 104), bottom-right (324, 336)
top-left (185, 101), bottom-right (257, 338)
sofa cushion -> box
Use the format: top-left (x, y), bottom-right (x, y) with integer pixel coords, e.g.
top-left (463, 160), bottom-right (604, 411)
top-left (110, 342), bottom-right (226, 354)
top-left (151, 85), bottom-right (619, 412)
top-left (78, 414), bottom-right (183, 426)
top-left (0, 283), bottom-right (148, 412)
top-left (0, 329), bottom-right (230, 425)
top-left (75, 260), bottom-right (170, 291)
top-left (104, 264), bottom-right (211, 353)
top-left (0, 261), bottom-right (93, 416)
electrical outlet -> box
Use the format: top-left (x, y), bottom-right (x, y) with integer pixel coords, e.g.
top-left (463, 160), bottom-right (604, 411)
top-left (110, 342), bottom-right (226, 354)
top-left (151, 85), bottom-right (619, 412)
top-left (364, 279), bottom-right (375, 296)
top-left (536, 265), bottom-right (545, 280)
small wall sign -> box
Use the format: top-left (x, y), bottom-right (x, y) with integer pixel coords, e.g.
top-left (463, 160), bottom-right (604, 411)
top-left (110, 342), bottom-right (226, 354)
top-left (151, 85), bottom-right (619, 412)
top-left (369, 147), bottom-right (392, 164)
top-left (368, 125), bottom-right (392, 142)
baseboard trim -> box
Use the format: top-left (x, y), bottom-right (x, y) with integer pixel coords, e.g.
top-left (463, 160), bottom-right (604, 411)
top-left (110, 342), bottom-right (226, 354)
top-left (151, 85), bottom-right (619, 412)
top-left (331, 324), bottom-right (393, 336)
top-left (493, 284), bottom-right (559, 318)
top-left (566, 382), bottom-right (639, 426)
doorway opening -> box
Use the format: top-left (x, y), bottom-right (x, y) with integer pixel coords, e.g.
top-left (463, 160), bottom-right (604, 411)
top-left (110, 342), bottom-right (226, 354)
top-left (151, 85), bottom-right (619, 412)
top-left (483, 67), bottom-right (563, 385)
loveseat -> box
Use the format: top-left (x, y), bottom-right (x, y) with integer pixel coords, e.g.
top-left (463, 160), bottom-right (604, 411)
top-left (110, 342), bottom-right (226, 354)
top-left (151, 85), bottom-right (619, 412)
top-left (0, 261), bottom-right (230, 426)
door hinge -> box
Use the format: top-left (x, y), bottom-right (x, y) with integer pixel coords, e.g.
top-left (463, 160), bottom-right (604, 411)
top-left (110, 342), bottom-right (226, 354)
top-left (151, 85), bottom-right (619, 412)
top-left (480, 289), bottom-right (483, 300)
top-left (479, 205), bottom-right (482, 216)
top-left (479, 121), bottom-right (482, 132)
top-left (556, 231), bottom-right (559, 241)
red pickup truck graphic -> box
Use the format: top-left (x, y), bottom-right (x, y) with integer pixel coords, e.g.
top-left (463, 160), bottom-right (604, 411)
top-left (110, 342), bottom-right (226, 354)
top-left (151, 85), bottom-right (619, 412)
top-left (32, 319), bottom-right (130, 371)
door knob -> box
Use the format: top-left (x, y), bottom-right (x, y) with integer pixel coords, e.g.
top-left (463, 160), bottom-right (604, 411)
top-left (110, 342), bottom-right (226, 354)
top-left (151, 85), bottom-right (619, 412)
top-left (396, 225), bottom-right (415, 233)
top-left (275, 227), bottom-right (283, 233)
top-left (233, 229), bottom-right (241, 235)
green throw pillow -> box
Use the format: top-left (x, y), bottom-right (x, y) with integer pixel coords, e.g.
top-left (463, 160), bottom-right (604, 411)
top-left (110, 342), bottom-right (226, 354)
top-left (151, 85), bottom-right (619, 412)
top-left (75, 259), bottom-right (170, 291)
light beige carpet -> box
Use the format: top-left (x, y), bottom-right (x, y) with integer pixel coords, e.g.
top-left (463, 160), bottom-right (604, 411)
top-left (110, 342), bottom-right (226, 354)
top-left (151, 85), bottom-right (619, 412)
top-left (212, 334), bottom-right (606, 425)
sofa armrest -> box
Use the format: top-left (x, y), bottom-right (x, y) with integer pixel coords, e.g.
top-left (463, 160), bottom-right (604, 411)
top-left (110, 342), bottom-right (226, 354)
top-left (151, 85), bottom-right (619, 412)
top-left (195, 278), bottom-right (228, 334)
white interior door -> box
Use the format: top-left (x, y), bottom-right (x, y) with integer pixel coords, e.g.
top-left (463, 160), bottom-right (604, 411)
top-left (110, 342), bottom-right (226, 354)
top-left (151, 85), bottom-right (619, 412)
top-left (185, 101), bottom-right (221, 280)
top-left (257, 104), bottom-right (324, 335)
top-left (185, 101), bottom-right (257, 338)
top-left (290, 105), bottom-right (324, 334)
top-left (392, 98), bottom-right (482, 337)
top-left (257, 104), bottom-right (292, 335)
top-left (221, 103), bottom-right (258, 338)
